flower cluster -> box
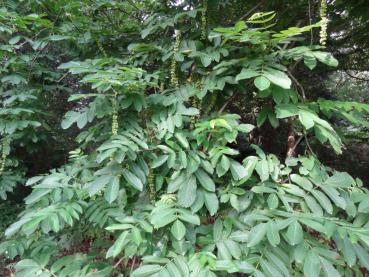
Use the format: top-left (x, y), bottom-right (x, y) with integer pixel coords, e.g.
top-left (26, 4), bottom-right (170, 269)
top-left (320, 0), bottom-right (328, 46)
top-left (170, 31), bottom-right (181, 88)
top-left (160, 194), bottom-right (176, 205)
top-left (201, 0), bottom-right (208, 41)
top-left (0, 138), bottom-right (10, 175)
top-left (111, 96), bottom-right (119, 136)
top-left (148, 165), bottom-right (156, 204)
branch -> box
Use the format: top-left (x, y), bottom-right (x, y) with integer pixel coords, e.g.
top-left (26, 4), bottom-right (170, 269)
top-left (240, 1), bottom-right (266, 20)
top-left (218, 94), bottom-right (236, 114)
top-left (287, 69), bottom-right (306, 100)
top-left (113, 257), bottom-right (124, 269)
top-left (345, 71), bottom-right (369, 82)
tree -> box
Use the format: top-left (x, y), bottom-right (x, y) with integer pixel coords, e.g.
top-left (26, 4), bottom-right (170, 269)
top-left (1, 1), bottom-right (369, 276)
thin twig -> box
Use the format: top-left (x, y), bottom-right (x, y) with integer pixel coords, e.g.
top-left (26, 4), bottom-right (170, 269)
top-left (291, 135), bottom-right (304, 153)
top-left (345, 71), bottom-right (369, 82)
top-left (303, 130), bottom-right (314, 154)
top-left (206, 94), bottom-right (237, 143)
top-left (126, 0), bottom-right (140, 11)
top-left (240, 1), bottom-right (266, 20)
top-left (287, 69), bottom-right (306, 100)
top-left (218, 94), bottom-right (236, 114)
top-left (57, 72), bottom-right (68, 83)
top-left (130, 256), bottom-right (137, 273)
top-left (113, 257), bottom-right (124, 269)
top-left (308, 0), bottom-right (313, 45)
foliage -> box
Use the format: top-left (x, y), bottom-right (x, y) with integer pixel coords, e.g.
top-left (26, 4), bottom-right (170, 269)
top-left (1, 1), bottom-right (369, 277)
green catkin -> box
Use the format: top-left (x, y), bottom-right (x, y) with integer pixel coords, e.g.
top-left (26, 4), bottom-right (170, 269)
top-left (190, 82), bottom-right (202, 130)
top-left (170, 30), bottom-right (181, 88)
top-left (96, 38), bottom-right (108, 57)
top-left (160, 194), bottom-right (176, 205)
top-left (148, 164), bottom-right (156, 204)
top-left (205, 93), bottom-right (217, 115)
top-left (111, 91), bottom-right (118, 136)
top-left (319, 0), bottom-right (328, 46)
top-left (201, 0), bottom-right (208, 41)
top-left (0, 138), bottom-right (10, 176)
top-left (97, 38), bottom-right (119, 136)
top-left (96, 37), bottom-right (118, 135)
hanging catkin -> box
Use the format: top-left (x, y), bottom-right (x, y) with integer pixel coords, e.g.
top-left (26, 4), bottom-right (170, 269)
top-left (97, 38), bottom-right (119, 136)
top-left (319, 0), bottom-right (328, 46)
top-left (201, 0), bottom-right (208, 41)
top-left (170, 30), bottom-right (181, 88)
top-left (147, 164), bottom-right (156, 204)
top-left (0, 138), bottom-right (10, 176)
top-left (111, 91), bottom-right (118, 136)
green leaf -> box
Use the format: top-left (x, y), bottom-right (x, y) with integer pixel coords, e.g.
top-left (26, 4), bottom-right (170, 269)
top-left (275, 104), bottom-right (299, 118)
top-left (230, 160), bottom-right (247, 180)
top-left (290, 174), bottom-right (313, 191)
top-left (255, 159), bottom-right (269, 181)
top-left (263, 69), bottom-right (291, 89)
top-left (217, 155), bottom-right (230, 177)
top-left (324, 172), bottom-right (354, 188)
top-left (175, 132), bottom-right (190, 149)
top-left (123, 169), bottom-right (143, 191)
top-left (132, 265), bottom-right (162, 276)
top-left (286, 220), bottom-right (303, 245)
top-left (151, 206), bottom-right (176, 228)
top-left (320, 257), bottom-right (340, 277)
top-left (152, 155), bottom-right (169, 168)
top-left (342, 236), bottom-right (356, 267)
top-left (311, 190), bottom-right (333, 214)
top-left (358, 198), bottom-right (369, 213)
top-left (216, 242), bottom-right (232, 260)
top-left (354, 244), bottom-right (369, 270)
top-left (254, 76), bottom-right (271, 91)
top-left (106, 231), bottom-right (129, 258)
top-left (267, 194), bottom-right (279, 209)
top-left (204, 191), bottom-right (219, 216)
top-left (104, 176), bottom-right (120, 203)
top-left (260, 259), bottom-right (283, 277)
top-left (320, 186), bottom-right (346, 209)
top-left (171, 220), bottom-right (186, 240)
top-left (303, 252), bottom-right (321, 277)
top-left (243, 156), bottom-right (258, 181)
top-left (168, 172), bottom-right (186, 193)
top-left (235, 68), bottom-right (259, 81)
top-left (177, 209), bottom-right (200, 225)
top-left (305, 195), bottom-right (323, 216)
top-left (247, 223), bottom-right (267, 247)
top-left (266, 221), bottom-right (280, 247)
top-left (313, 51), bottom-right (338, 67)
top-left (85, 175), bottom-right (111, 196)
top-left (225, 239), bottom-right (241, 260)
top-left (25, 189), bottom-right (52, 205)
top-left (299, 110), bottom-right (315, 129)
top-left (178, 175), bottom-right (197, 207)
top-left (195, 169), bottom-right (215, 192)
top-left (1, 74), bottom-right (27, 85)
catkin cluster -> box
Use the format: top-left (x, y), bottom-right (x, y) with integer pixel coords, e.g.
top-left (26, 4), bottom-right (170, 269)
top-left (201, 0), bottom-right (208, 41)
top-left (96, 39), bottom-right (108, 57)
top-left (111, 100), bottom-right (118, 136)
top-left (0, 138), bottom-right (10, 175)
top-left (170, 31), bottom-right (181, 88)
top-left (190, 81), bottom-right (203, 129)
top-left (148, 165), bottom-right (156, 204)
top-left (319, 0), bottom-right (328, 46)
top-left (160, 194), bottom-right (176, 205)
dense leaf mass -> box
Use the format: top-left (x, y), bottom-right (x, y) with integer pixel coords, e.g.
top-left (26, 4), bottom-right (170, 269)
top-left (1, 1), bottom-right (369, 277)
